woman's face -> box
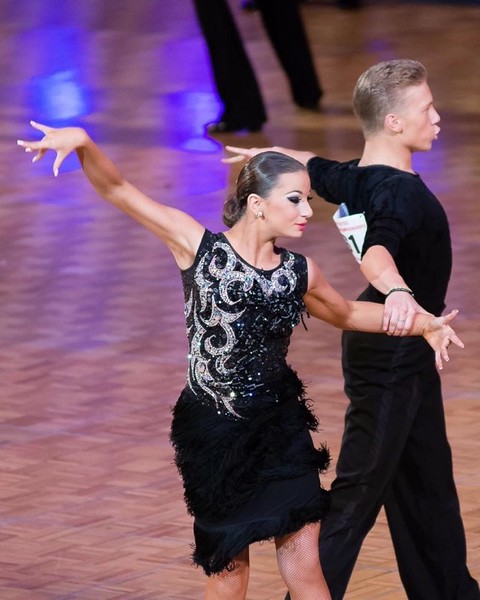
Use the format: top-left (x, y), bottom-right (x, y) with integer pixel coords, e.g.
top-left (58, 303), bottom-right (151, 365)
top-left (261, 170), bottom-right (313, 238)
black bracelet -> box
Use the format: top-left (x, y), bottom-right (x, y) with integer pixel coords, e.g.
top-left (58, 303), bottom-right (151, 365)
top-left (386, 287), bottom-right (414, 298)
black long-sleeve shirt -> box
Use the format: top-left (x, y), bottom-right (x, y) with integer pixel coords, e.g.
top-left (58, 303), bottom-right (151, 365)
top-left (308, 157), bottom-right (452, 316)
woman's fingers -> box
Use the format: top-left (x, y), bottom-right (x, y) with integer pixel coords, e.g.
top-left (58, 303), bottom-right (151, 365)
top-left (439, 312), bottom-right (464, 348)
top-left (18, 123), bottom-right (64, 174)
top-left (436, 348), bottom-right (448, 370)
top-left (17, 120), bottom-right (52, 152)
top-left (441, 327), bottom-right (463, 349)
top-left (52, 151), bottom-right (67, 177)
top-left (29, 120), bottom-right (52, 135)
top-left (17, 139), bottom-right (39, 151)
top-left (441, 309), bottom-right (459, 325)
top-left (32, 148), bottom-right (47, 163)
top-left (18, 136), bottom-right (52, 164)
top-left (17, 139), bottom-right (47, 165)
top-left (425, 310), bottom-right (464, 371)
top-left (448, 331), bottom-right (464, 348)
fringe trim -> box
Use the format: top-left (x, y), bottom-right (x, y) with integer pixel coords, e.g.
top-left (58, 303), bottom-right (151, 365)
top-left (193, 500), bottom-right (329, 576)
top-left (171, 370), bottom-right (330, 522)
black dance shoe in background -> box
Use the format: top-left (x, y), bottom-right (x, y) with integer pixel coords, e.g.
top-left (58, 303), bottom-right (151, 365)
top-left (294, 89), bottom-right (323, 112)
top-left (206, 119), bottom-right (264, 134)
top-left (295, 99), bottom-right (321, 112)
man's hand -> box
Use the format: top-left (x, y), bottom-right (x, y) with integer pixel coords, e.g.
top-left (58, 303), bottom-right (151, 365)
top-left (222, 145), bottom-right (266, 164)
top-left (222, 145), bottom-right (315, 166)
top-left (384, 291), bottom-right (429, 336)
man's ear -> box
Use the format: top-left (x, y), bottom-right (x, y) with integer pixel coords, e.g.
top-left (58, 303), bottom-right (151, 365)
top-left (385, 113), bottom-right (402, 133)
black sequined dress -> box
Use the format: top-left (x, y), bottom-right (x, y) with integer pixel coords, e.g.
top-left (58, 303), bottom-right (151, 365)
top-left (170, 230), bottom-right (330, 575)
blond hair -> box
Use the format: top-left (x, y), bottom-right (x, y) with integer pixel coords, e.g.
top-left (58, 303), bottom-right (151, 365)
top-left (353, 59), bottom-right (427, 137)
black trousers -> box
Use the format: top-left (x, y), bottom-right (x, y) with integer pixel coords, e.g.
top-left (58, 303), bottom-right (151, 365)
top-left (318, 332), bottom-right (480, 600)
top-left (286, 332), bottom-right (479, 600)
top-left (192, 0), bottom-right (321, 125)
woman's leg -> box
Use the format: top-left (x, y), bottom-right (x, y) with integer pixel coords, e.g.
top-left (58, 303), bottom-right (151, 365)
top-left (204, 547), bottom-right (250, 600)
top-left (276, 523), bottom-right (331, 600)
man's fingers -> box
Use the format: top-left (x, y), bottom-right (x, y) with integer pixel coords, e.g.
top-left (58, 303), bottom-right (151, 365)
top-left (223, 145), bottom-right (259, 163)
top-left (394, 316), bottom-right (407, 333)
top-left (225, 145), bottom-right (250, 154)
top-left (400, 314), bottom-right (415, 335)
top-left (393, 314), bottom-right (414, 337)
top-left (221, 155), bottom-right (247, 164)
top-left (382, 306), bottom-right (396, 332)
top-left (382, 313), bottom-right (391, 332)
top-left (384, 311), bottom-right (408, 336)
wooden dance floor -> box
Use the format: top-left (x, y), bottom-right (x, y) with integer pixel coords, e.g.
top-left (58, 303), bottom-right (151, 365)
top-left (1, 0), bottom-right (479, 597)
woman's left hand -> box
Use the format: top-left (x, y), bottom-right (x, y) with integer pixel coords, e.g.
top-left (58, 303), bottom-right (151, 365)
top-left (419, 309), bottom-right (464, 370)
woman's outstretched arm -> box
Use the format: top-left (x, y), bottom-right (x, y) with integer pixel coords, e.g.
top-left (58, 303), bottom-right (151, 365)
top-left (303, 257), bottom-right (463, 371)
top-left (17, 122), bottom-right (205, 269)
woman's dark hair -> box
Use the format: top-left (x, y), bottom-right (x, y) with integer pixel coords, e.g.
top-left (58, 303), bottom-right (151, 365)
top-left (222, 151), bottom-right (307, 227)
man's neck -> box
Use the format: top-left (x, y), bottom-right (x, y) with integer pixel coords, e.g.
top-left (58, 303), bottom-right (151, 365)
top-left (358, 139), bottom-right (415, 173)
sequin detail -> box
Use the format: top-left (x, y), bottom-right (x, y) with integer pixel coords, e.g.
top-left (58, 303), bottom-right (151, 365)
top-left (182, 232), bottom-right (308, 419)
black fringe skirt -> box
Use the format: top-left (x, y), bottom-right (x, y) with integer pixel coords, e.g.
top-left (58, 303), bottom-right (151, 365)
top-left (170, 370), bottom-right (330, 575)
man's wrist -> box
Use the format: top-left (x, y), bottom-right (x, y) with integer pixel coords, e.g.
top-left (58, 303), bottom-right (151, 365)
top-left (385, 287), bottom-right (414, 298)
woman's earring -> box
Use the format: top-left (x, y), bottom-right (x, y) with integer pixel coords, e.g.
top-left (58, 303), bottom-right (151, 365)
top-left (256, 210), bottom-right (264, 219)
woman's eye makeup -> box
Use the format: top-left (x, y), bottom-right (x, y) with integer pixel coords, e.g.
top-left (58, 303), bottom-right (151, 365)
top-left (287, 195), bottom-right (302, 204)
top-left (287, 194), bottom-right (312, 204)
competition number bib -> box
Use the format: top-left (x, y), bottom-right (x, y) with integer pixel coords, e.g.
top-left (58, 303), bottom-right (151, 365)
top-left (332, 203), bottom-right (367, 264)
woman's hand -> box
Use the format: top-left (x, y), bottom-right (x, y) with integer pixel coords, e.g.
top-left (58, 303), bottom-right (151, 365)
top-left (17, 120), bottom-right (204, 269)
top-left (17, 121), bottom-right (88, 177)
top-left (417, 309), bottom-right (464, 370)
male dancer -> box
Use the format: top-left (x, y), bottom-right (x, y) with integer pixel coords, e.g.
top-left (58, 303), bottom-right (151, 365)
top-left (192, 0), bottom-right (322, 133)
top-left (224, 59), bottom-right (480, 600)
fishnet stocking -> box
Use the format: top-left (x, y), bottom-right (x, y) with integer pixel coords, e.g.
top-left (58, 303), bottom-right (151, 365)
top-left (276, 523), bottom-right (331, 600)
top-left (204, 549), bottom-right (250, 600)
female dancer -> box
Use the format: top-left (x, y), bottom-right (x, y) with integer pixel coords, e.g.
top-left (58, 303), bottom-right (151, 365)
top-left (17, 122), bottom-right (461, 600)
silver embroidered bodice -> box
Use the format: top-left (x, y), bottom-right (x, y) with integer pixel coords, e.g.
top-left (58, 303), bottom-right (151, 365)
top-left (181, 231), bottom-right (308, 419)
